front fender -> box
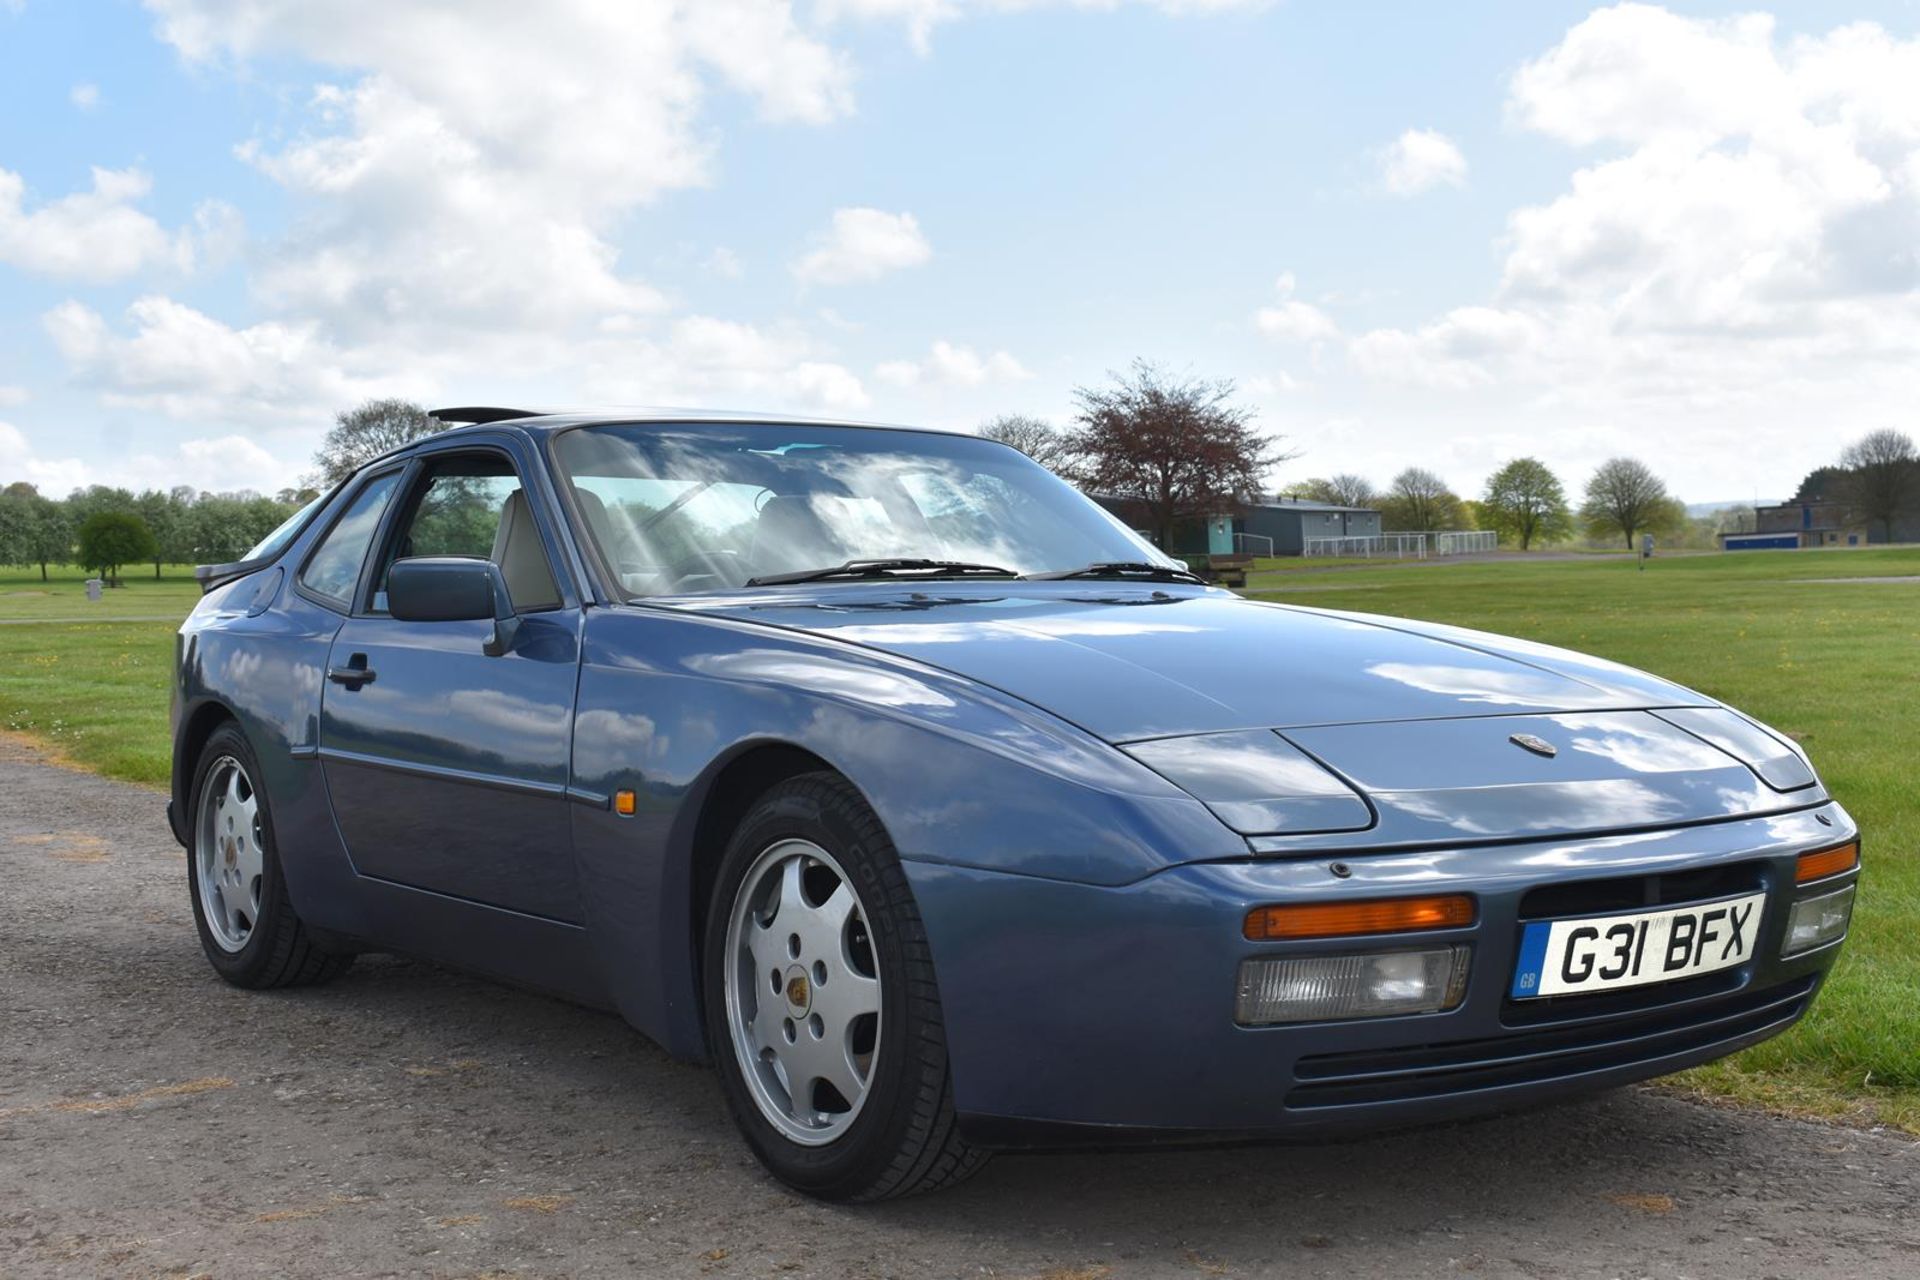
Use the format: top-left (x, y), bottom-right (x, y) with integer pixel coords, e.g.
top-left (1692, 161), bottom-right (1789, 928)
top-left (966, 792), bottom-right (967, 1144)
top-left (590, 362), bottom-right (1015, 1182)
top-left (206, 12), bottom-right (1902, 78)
top-left (568, 606), bottom-right (1246, 1056)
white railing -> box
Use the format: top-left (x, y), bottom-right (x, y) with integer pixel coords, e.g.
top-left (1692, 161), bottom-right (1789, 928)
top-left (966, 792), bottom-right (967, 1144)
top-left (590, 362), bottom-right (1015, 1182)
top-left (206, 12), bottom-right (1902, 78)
top-left (1304, 533), bottom-right (1428, 559)
top-left (1434, 530), bottom-right (1497, 556)
top-left (1233, 532), bottom-right (1274, 558)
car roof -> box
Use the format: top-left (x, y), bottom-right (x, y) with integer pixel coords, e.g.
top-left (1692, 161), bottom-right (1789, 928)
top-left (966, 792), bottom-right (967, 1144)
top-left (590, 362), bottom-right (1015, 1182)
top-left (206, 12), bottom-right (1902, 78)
top-left (427, 405), bottom-right (974, 437)
top-left (357, 407), bottom-right (1015, 477)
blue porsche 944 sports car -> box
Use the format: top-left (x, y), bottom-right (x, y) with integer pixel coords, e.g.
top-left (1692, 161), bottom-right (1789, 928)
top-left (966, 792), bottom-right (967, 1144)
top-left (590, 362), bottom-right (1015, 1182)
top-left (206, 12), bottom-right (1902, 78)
top-left (170, 409), bottom-right (1859, 1199)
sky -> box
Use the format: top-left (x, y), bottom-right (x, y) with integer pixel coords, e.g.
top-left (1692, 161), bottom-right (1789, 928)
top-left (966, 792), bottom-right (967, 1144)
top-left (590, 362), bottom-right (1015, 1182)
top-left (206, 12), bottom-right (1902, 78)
top-left (2, 1), bottom-right (1918, 504)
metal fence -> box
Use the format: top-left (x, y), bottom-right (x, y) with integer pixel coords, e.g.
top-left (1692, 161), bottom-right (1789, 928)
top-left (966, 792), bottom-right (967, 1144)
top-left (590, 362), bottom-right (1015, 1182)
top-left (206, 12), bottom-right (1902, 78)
top-left (1303, 533), bottom-right (1429, 559)
top-left (1434, 530), bottom-right (1498, 556)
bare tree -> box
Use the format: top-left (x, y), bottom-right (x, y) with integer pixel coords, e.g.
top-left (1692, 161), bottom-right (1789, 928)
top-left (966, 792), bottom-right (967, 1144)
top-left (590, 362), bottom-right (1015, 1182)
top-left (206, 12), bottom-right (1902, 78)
top-left (1065, 361), bottom-right (1290, 550)
top-left (1715, 504), bottom-right (1757, 536)
top-left (977, 414), bottom-right (1071, 473)
top-left (1380, 467), bottom-right (1463, 531)
top-left (310, 398), bottom-right (441, 487)
top-left (1282, 474), bottom-right (1378, 508)
top-left (1580, 457), bottom-right (1677, 549)
top-left (1837, 429), bottom-right (1918, 542)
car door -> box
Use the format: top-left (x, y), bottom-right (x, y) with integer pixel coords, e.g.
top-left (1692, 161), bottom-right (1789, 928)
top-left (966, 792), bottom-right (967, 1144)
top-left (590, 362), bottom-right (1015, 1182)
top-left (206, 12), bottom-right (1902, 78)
top-left (316, 444), bottom-right (585, 923)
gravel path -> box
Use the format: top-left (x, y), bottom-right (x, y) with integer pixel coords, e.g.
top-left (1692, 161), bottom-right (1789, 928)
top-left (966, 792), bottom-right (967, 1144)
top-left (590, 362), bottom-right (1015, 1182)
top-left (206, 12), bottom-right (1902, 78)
top-left (2, 740), bottom-right (1916, 1279)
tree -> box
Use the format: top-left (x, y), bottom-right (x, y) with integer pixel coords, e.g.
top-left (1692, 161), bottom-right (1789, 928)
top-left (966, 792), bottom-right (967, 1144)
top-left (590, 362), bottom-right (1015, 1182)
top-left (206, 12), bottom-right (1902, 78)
top-left (1064, 361), bottom-right (1290, 550)
top-left (185, 493), bottom-right (297, 564)
top-left (310, 398), bottom-right (440, 487)
top-left (1837, 429), bottom-right (1918, 542)
top-left (1482, 457), bottom-right (1572, 551)
top-left (134, 488), bottom-right (192, 579)
top-left (0, 483), bottom-right (71, 581)
top-left (63, 484), bottom-right (137, 533)
top-left (1580, 457), bottom-right (1677, 549)
top-left (1380, 467), bottom-right (1464, 531)
top-left (1282, 474), bottom-right (1378, 508)
top-left (977, 414), bottom-right (1072, 473)
top-left (76, 511), bottom-right (157, 587)
top-left (0, 485), bottom-right (29, 570)
top-left (1791, 465), bottom-right (1846, 504)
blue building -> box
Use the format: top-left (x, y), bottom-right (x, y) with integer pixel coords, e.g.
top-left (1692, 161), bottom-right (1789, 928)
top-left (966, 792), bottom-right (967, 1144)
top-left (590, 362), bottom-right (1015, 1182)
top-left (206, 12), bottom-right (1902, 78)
top-left (1722, 500), bottom-right (1865, 551)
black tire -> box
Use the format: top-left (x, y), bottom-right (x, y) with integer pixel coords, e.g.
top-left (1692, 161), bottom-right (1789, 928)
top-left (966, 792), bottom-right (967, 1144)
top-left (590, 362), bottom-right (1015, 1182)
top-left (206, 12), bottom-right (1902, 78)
top-left (186, 722), bottom-right (353, 989)
top-left (701, 773), bottom-right (987, 1201)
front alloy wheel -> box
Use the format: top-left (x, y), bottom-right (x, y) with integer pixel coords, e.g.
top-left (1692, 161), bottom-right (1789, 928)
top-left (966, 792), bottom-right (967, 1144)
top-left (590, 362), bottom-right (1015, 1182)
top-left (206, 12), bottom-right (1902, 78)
top-left (723, 839), bottom-right (883, 1145)
top-left (703, 773), bottom-right (986, 1200)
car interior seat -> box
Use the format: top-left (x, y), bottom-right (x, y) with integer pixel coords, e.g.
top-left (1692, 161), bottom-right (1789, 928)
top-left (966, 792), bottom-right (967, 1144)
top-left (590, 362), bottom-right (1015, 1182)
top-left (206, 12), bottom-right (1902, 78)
top-left (750, 495), bottom-right (845, 578)
top-left (490, 489), bottom-right (561, 611)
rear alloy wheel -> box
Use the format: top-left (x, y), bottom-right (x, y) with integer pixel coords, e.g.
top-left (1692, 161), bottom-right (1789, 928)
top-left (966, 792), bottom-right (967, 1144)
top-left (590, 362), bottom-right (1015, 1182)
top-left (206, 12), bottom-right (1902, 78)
top-left (704, 773), bottom-right (986, 1200)
top-left (194, 755), bottom-right (264, 952)
top-left (187, 722), bottom-right (353, 989)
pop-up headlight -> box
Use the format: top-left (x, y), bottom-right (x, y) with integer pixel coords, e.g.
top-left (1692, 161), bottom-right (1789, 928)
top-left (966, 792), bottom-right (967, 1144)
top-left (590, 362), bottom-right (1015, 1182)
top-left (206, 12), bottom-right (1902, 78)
top-left (1653, 708), bottom-right (1816, 791)
top-left (1121, 731), bottom-right (1372, 835)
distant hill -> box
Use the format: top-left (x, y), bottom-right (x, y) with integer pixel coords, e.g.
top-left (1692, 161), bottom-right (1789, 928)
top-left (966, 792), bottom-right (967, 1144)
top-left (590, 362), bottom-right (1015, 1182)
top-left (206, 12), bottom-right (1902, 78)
top-left (1686, 499), bottom-right (1781, 517)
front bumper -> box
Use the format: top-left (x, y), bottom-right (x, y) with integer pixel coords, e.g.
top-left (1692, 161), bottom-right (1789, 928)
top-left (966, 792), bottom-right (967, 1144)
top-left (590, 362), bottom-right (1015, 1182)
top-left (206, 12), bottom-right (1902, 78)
top-left (904, 802), bottom-right (1857, 1147)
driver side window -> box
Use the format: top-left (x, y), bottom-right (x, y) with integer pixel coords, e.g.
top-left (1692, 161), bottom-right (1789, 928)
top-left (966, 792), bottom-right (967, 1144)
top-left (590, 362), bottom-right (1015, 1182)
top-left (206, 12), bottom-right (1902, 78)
top-left (378, 453), bottom-right (562, 613)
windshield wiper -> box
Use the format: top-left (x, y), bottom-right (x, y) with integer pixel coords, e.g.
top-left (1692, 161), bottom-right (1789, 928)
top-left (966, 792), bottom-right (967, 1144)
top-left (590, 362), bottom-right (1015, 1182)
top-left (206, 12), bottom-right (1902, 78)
top-left (747, 558), bottom-right (1022, 587)
top-left (1027, 560), bottom-right (1206, 584)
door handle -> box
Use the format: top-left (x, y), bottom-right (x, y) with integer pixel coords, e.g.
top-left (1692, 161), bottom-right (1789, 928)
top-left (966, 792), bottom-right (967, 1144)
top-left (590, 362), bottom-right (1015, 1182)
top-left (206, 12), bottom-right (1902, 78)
top-left (327, 656), bottom-right (376, 688)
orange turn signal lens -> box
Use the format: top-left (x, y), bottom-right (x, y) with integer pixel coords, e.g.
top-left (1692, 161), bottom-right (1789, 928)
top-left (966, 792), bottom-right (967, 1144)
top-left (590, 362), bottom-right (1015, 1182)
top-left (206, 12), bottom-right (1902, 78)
top-left (1795, 841), bottom-right (1858, 884)
top-left (1243, 894), bottom-right (1477, 941)
top-left (613, 789), bottom-right (637, 817)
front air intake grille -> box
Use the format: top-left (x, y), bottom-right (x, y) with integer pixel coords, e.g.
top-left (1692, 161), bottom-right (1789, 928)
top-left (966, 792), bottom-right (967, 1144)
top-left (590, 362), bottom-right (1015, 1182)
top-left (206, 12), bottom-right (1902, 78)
top-left (1517, 860), bottom-right (1767, 920)
top-left (1286, 976), bottom-right (1814, 1110)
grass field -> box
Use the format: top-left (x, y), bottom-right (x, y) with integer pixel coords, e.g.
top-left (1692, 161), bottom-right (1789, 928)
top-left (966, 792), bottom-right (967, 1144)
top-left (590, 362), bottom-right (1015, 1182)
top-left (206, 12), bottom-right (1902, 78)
top-left (0, 568), bottom-right (197, 783)
top-left (2, 552), bottom-right (1916, 1129)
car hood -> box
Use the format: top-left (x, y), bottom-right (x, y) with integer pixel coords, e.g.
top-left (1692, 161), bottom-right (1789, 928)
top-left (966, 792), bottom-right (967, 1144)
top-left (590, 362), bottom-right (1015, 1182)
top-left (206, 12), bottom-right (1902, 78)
top-left (683, 586), bottom-right (1709, 742)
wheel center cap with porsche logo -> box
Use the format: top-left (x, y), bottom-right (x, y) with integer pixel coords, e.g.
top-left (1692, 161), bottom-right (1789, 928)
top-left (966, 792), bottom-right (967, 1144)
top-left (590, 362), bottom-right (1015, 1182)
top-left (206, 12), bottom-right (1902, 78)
top-left (1510, 733), bottom-right (1557, 758)
top-left (784, 966), bottom-right (812, 1016)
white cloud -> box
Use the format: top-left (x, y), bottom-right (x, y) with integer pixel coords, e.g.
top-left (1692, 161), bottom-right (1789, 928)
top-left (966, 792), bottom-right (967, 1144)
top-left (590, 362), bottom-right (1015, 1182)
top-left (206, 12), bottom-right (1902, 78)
top-left (582, 315), bottom-right (869, 412)
top-left (70, 82), bottom-right (101, 110)
top-left (144, 0), bottom-right (856, 335)
top-left (1349, 307), bottom-right (1545, 390)
top-left (0, 385), bottom-right (27, 407)
top-left (1376, 128), bottom-right (1467, 196)
top-left (1346, 3), bottom-right (1920, 489)
top-left (791, 207), bottom-right (932, 285)
top-left (44, 295), bottom-right (409, 426)
top-left (704, 246), bottom-right (745, 280)
top-left (0, 420), bottom-right (297, 495)
top-left (0, 166), bottom-right (201, 281)
top-left (820, 0), bottom-right (1270, 55)
top-left (1254, 272), bottom-right (1339, 343)
top-left (875, 339), bottom-right (1030, 387)
top-left (20, 0), bottom-right (1260, 467)
top-left (1244, 371), bottom-right (1303, 396)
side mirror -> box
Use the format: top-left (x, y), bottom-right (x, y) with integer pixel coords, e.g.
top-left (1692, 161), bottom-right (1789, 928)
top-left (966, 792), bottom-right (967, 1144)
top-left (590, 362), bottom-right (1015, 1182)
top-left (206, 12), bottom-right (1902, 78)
top-left (388, 556), bottom-right (520, 656)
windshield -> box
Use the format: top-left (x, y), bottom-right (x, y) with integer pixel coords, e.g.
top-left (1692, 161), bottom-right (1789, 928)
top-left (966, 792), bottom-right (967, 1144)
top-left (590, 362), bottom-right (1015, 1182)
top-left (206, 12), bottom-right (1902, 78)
top-left (552, 422), bottom-right (1170, 596)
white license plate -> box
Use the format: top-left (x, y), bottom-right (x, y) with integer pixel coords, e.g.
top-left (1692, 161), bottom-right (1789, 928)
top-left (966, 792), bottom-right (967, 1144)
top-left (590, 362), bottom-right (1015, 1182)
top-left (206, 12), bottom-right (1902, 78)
top-left (1510, 892), bottom-right (1767, 999)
